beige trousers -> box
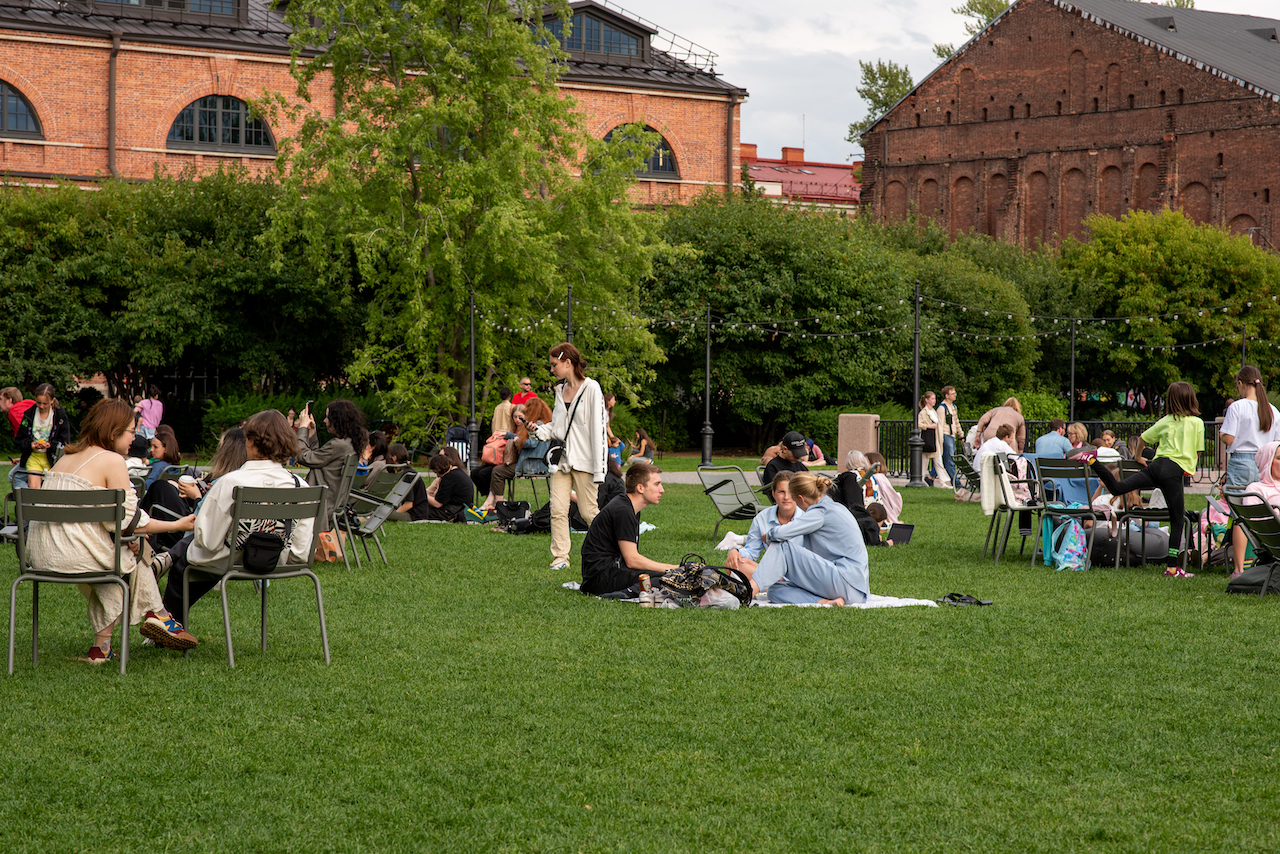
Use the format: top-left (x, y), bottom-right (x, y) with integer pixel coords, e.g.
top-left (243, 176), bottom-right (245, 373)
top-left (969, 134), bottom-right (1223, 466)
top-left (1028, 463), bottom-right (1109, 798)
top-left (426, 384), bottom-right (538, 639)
top-left (549, 469), bottom-right (601, 565)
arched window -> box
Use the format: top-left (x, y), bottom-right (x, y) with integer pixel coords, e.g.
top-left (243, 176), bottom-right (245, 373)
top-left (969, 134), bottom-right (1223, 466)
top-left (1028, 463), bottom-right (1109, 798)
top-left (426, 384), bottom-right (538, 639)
top-left (603, 125), bottom-right (678, 179)
top-left (166, 96), bottom-right (275, 154)
top-left (0, 81), bottom-right (42, 139)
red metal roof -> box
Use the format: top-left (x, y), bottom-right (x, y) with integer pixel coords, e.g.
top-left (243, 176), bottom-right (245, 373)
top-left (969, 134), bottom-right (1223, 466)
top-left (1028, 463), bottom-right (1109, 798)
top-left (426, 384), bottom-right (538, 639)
top-left (741, 145), bottom-right (861, 206)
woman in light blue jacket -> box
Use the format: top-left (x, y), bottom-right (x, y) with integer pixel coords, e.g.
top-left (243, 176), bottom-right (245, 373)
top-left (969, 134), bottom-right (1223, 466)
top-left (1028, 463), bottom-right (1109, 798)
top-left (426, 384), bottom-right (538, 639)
top-left (752, 472), bottom-right (869, 606)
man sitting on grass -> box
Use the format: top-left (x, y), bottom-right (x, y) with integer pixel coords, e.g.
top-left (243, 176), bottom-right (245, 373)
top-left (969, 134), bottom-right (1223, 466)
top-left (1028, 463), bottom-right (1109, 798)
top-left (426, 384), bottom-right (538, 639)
top-left (579, 461), bottom-right (676, 596)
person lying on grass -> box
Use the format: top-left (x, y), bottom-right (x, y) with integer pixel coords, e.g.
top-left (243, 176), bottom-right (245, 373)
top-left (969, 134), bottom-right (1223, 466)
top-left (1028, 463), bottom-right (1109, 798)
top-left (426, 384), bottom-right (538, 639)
top-left (578, 461), bottom-right (677, 595)
top-left (25, 398), bottom-right (198, 664)
top-left (725, 470), bottom-right (804, 574)
top-left (752, 472), bottom-right (870, 607)
top-left (157, 409), bottom-right (315, 623)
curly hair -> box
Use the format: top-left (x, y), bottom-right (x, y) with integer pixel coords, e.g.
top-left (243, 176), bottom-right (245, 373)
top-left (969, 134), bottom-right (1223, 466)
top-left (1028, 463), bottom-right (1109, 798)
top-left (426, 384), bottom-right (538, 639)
top-left (324, 399), bottom-right (368, 454)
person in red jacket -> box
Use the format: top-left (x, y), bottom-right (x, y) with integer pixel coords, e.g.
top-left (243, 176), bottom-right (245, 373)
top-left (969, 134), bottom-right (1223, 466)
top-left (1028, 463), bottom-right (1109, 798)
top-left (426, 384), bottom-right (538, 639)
top-left (3, 386), bottom-right (37, 490)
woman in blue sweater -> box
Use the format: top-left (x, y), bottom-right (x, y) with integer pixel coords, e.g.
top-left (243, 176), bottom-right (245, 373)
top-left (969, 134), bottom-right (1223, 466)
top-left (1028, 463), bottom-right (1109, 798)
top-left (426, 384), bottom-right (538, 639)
top-left (752, 472), bottom-right (870, 606)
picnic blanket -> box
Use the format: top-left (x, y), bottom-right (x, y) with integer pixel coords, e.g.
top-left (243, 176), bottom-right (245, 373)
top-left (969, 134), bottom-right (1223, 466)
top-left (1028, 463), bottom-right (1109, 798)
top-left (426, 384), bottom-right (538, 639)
top-left (562, 582), bottom-right (935, 608)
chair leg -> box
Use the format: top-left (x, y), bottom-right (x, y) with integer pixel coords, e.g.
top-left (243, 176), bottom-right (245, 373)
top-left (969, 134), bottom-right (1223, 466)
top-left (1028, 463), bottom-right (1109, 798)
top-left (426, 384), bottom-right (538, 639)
top-left (183, 570), bottom-right (192, 660)
top-left (117, 578), bottom-right (129, 676)
top-left (1261, 560), bottom-right (1275, 598)
top-left (261, 580), bottom-right (268, 653)
top-left (713, 515), bottom-right (723, 540)
top-left (220, 577), bottom-right (236, 668)
top-left (334, 513), bottom-right (351, 571)
top-left (1030, 514), bottom-right (1043, 566)
top-left (307, 571), bottom-right (331, 665)
top-left (984, 511), bottom-right (999, 558)
top-left (345, 514), bottom-right (363, 571)
top-left (8, 576), bottom-right (20, 675)
top-left (372, 530), bottom-right (388, 564)
top-left (994, 512), bottom-right (1011, 563)
top-left (31, 580), bottom-right (38, 667)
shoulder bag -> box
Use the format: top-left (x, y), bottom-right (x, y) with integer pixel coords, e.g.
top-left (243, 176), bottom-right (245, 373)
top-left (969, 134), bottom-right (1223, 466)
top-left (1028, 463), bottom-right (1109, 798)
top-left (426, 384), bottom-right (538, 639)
top-left (545, 384), bottom-right (586, 468)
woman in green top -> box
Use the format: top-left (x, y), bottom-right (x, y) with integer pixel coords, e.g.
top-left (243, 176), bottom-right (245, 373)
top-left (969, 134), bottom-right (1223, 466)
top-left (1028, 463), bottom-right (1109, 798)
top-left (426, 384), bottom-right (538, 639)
top-left (1081, 382), bottom-right (1204, 577)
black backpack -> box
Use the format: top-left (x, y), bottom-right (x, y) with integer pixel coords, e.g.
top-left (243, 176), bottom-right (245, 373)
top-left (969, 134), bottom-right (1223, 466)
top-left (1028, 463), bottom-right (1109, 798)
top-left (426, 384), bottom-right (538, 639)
top-left (653, 553), bottom-right (753, 607)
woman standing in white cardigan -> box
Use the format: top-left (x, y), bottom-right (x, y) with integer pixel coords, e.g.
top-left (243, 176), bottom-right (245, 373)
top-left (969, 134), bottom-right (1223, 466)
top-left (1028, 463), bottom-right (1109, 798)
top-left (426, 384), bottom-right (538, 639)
top-left (542, 342), bottom-right (608, 571)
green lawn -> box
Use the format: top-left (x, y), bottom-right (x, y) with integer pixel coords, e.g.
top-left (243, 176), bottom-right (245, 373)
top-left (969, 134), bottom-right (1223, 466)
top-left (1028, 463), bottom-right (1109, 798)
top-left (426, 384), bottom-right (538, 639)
top-left (2, 471), bottom-right (1277, 853)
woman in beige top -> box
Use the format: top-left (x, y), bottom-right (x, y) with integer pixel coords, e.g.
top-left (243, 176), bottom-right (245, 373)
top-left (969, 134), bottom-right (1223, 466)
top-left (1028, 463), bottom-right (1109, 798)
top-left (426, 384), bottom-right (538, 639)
top-left (975, 397), bottom-right (1026, 454)
top-left (27, 398), bottom-right (198, 664)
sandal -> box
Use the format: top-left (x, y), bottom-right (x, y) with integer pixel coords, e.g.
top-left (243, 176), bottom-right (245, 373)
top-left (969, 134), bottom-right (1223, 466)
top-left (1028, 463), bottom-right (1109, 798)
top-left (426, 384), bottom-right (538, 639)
top-left (936, 592), bottom-right (993, 606)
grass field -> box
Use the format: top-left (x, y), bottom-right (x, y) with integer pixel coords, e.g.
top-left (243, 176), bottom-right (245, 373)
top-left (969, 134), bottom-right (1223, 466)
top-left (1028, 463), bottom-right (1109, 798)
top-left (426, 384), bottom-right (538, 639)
top-left (2, 469), bottom-right (1278, 853)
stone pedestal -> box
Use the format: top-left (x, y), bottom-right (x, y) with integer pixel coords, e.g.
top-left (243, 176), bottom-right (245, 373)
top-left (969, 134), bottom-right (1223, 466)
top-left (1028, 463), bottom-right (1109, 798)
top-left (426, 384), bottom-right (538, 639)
top-left (837, 414), bottom-right (881, 473)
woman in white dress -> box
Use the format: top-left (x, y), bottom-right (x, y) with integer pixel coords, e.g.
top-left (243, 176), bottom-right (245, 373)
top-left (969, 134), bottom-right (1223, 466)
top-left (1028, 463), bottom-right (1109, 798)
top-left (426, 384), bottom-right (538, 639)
top-left (26, 398), bottom-right (198, 664)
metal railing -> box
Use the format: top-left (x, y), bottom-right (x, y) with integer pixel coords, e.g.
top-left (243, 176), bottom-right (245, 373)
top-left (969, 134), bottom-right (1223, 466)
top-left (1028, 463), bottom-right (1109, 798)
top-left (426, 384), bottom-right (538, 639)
top-left (875, 419), bottom-right (1224, 483)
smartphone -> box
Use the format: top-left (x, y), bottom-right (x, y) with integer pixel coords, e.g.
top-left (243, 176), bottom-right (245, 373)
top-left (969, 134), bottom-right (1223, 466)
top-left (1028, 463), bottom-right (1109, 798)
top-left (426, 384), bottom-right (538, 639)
top-left (305, 400), bottom-right (314, 416)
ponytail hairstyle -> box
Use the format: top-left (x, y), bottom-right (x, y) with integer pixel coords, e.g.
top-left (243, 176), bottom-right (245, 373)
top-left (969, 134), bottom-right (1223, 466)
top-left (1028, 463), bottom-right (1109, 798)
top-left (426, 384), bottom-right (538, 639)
top-left (789, 472), bottom-right (834, 503)
top-left (1165, 381), bottom-right (1200, 418)
top-left (33, 382), bottom-right (58, 408)
top-left (919, 392), bottom-right (935, 410)
top-left (1238, 365), bottom-right (1272, 433)
top-left (548, 342), bottom-right (586, 382)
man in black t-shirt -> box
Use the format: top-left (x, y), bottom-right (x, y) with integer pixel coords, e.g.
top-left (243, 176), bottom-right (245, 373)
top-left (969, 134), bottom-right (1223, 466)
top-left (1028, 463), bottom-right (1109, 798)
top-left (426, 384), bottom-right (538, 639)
top-left (762, 430), bottom-right (809, 504)
top-left (580, 461), bottom-right (676, 595)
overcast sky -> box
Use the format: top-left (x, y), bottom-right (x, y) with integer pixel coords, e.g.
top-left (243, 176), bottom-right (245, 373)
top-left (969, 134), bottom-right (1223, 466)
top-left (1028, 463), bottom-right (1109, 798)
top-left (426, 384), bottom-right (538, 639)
top-left (623, 0), bottom-right (1263, 165)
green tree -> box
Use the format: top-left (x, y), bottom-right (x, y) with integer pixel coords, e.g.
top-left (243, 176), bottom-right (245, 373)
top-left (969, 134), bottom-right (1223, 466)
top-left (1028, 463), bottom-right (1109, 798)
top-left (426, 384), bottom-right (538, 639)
top-left (267, 0), bottom-right (663, 443)
top-left (846, 60), bottom-right (914, 142)
top-left (1059, 210), bottom-right (1280, 411)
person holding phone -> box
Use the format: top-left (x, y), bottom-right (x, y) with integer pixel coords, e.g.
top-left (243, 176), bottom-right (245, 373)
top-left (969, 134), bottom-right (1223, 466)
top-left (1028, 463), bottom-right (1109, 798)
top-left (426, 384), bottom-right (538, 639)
top-left (16, 383), bottom-right (71, 489)
top-left (296, 399), bottom-right (368, 544)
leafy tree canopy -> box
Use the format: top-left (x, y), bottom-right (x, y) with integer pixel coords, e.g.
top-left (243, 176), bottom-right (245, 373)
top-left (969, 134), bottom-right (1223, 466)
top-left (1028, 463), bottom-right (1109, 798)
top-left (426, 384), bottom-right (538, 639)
top-left (847, 60), bottom-right (914, 142)
top-left (267, 0), bottom-right (665, 443)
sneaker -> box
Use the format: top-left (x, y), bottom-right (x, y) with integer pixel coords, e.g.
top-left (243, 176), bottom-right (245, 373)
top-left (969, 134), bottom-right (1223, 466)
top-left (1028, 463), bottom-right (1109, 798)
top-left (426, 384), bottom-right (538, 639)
top-left (549, 560), bottom-right (570, 571)
top-left (152, 551), bottom-right (174, 581)
top-left (1075, 449), bottom-right (1099, 464)
top-left (1164, 567), bottom-right (1195, 578)
top-left (140, 611), bottom-right (199, 650)
top-left (86, 645), bottom-right (117, 665)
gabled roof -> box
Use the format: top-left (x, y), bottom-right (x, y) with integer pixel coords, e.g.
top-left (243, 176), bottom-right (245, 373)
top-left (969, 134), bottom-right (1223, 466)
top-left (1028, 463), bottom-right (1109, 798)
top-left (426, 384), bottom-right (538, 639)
top-left (0, 0), bottom-right (743, 97)
top-left (863, 0), bottom-right (1280, 138)
top-left (1051, 0), bottom-right (1280, 103)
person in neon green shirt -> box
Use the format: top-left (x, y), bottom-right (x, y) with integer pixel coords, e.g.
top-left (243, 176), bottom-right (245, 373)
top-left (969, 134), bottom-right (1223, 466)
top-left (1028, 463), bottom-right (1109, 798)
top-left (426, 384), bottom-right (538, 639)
top-left (1081, 382), bottom-right (1204, 577)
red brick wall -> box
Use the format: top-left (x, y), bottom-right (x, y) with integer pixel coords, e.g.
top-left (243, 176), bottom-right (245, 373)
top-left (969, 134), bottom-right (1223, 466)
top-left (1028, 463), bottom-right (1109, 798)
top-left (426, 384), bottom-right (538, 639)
top-left (0, 30), bottom-right (738, 196)
top-left (861, 0), bottom-right (1280, 248)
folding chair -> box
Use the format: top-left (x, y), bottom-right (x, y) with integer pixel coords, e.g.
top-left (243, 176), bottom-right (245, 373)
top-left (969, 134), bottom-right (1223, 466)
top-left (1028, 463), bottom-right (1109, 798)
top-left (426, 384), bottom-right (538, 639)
top-left (1111, 459), bottom-right (1191, 571)
top-left (346, 469), bottom-right (422, 567)
top-left (9, 488), bottom-right (133, 675)
top-left (697, 465), bottom-right (763, 538)
top-left (182, 484), bottom-right (330, 668)
top-left (987, 453), bottom-right (1044, 564)
top-left (1222, 486), bottom-right (1280, 597)
top-left (1034, 458), bottom-right (1099, 567)
top-left (953, 455), bottom-right (981, 502)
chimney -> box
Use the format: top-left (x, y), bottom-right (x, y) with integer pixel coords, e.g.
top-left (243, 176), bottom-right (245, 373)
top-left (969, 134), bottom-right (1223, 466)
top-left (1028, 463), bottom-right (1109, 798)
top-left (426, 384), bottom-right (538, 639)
top-left (782, 147), bottom-right (805, 163)
top-left (740, 142), bottom-right (758, 160)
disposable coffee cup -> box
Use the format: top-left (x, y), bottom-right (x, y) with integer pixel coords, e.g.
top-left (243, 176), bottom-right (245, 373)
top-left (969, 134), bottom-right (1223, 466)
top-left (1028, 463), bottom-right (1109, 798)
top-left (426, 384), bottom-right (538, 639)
top-left (179, 475), bottom-right (197, 486)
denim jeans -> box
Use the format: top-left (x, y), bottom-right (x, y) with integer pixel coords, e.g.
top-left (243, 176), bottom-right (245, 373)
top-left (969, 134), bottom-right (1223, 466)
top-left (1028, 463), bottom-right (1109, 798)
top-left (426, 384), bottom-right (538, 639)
top-left (941, 435), bottom-right (957, 485)
top-left (8, 465), bottom-right (28, 491)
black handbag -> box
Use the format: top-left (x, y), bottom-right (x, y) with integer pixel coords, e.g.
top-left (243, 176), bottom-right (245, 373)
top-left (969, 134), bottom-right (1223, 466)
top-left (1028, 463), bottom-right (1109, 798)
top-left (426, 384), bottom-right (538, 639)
top-left (495, 500), bottom-right (530, 523)
top-left (545, 385), bottom-right (586, 467)
top-left (241, 530), bottom-right (288, 574)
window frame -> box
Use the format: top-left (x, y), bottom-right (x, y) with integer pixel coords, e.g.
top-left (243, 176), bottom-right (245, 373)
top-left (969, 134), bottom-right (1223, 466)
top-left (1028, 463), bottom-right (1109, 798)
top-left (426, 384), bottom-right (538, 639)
top-left (87, 0), bottom-right (248, 28)
top-left (166, 95), bottom-right (277, 156)
top-left (544, 8), bottom-right (651, 63)
top-left (604, 125), bottom-right (679, 181)
top-left (0, 81), bottom-right (43, 140)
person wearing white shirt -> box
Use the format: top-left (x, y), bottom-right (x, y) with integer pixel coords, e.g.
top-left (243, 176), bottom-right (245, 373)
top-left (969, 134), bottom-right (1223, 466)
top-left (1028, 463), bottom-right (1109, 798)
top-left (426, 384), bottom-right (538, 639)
top-left (540, 342), bottom-right (608, 572)
top-left (1220, 365), bottom-right (1280, 577)
top-left (159, 409), bottom-right (314, 619)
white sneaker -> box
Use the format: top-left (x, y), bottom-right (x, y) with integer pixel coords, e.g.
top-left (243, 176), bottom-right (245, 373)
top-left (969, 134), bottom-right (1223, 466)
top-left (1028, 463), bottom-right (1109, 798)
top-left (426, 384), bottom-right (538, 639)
top-left (549, 560), bottom-right (570, 571)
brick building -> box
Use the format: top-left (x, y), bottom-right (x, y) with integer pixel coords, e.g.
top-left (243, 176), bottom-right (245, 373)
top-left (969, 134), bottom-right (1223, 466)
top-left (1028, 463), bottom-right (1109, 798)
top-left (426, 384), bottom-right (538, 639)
top-left (859, 0), bottom-right (1280, 248)
top-left (0, 0), bottom-right (746, 196)
top-left (741, 144), bottom-right (861, 210)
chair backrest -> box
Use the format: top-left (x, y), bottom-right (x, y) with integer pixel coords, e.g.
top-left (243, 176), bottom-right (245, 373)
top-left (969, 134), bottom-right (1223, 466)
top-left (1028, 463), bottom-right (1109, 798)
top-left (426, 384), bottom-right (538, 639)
top-left (129, 475), bottom-right (147, 502)
top-left (1035, 458), bottom-right (1094, 505)
top-left (159, 465), bottom-right (189, 483)
top-left (221, 484), bottom-right (327, 574)
top-left (358, 472), bottom-right (422, 533)
top-left (698, 465), bottom-right (759, 515)
top-left (13, 487), bottom-right (128, 576)
top-left (333, 453), bottom-right (360, 508)
top-left (1223, 486), bottom-right (1280, 557)
top-left (992, 454), bottom-right (1023, 509)
top-left (955, 455), bottom-right (981, 482)
top-left (755, 466), bottom-right (766, 487)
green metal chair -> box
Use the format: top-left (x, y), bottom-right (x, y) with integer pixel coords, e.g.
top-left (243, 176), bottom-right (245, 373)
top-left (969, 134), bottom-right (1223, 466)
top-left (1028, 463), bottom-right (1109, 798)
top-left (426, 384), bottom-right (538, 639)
top-left (9, 488), bottom-right (133, 675)
top-left (182, 484), bottom-right (330, 668)
top-left (346, 467), bottom-right (420, 567)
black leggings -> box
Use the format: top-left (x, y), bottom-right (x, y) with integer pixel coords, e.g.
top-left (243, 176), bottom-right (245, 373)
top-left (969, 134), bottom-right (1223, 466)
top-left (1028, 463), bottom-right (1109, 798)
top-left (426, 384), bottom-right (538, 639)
top-left (1090, 457), bottom-right (1186, 563)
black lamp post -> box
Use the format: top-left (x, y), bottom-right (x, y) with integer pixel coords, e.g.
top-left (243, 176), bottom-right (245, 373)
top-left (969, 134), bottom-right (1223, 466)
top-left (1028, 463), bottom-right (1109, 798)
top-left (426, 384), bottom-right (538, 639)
top-left (466, 285), bottom-right (480, 470)
top-left (906, 279), bottom-right (926, 487)
top-left (701, 303), bottom-right (714, 466)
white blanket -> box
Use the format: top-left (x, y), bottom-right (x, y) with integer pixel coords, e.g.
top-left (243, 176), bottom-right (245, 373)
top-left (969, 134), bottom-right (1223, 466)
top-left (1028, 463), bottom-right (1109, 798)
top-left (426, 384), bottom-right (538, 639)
top-left (562, 581), bottom-right (936, 608)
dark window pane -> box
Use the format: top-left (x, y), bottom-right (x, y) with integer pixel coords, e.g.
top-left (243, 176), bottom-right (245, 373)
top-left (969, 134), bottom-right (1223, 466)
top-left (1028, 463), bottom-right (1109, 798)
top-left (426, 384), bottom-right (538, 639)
top-left (169, 95), bottom-right (274, 153)
top-left (583, 15), bottom-right (600, 52)
top-left (601, 23), bottom-right (638, 56)
top-left (167, 105), bottom-right (195, 142)
top-left (222, 99), bottom-right (241, 146)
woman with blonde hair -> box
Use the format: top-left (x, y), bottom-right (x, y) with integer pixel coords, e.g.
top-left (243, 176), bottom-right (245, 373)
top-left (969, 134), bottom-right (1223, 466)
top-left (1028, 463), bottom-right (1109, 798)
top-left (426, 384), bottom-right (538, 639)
top-left (975, 396), bottom-right (1026, 453)
top-left (749, 471), bottom-right (869, 606)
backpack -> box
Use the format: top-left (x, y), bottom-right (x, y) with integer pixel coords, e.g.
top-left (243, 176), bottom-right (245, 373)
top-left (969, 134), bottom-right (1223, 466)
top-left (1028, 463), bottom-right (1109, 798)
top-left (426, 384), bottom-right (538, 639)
top-left (480, 432), bottom-right (508, 466)
top-left (1045, 515), bottom-right (1090, 571)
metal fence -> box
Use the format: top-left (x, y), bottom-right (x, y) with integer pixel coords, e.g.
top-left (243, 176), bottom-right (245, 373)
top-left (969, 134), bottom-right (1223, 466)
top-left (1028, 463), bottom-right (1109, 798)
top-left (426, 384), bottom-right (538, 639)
top-left (875, 419), bottom-right (1224, 483)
